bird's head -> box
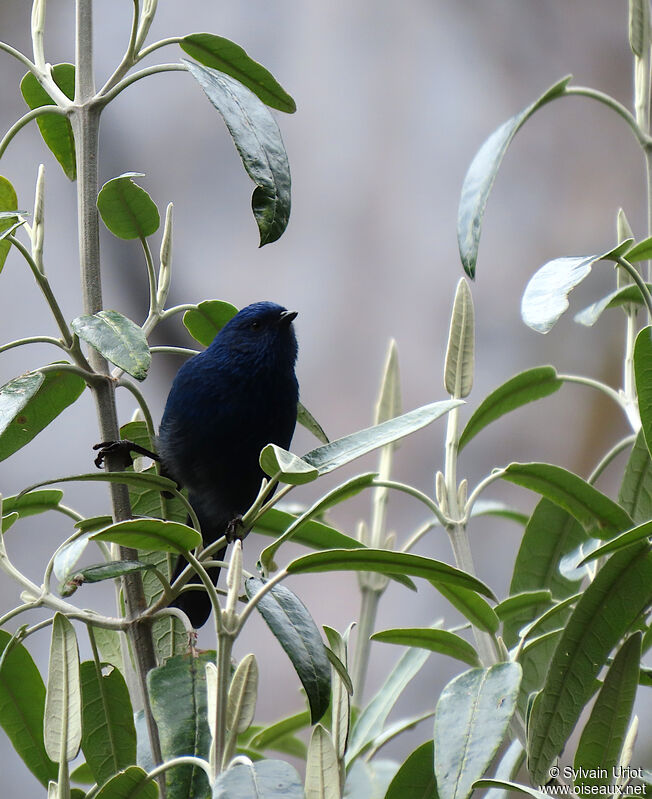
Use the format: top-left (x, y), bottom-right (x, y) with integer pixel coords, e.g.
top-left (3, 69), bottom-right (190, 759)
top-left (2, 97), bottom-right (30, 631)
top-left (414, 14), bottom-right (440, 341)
top-left (213, 301), bottom-right (298, 371)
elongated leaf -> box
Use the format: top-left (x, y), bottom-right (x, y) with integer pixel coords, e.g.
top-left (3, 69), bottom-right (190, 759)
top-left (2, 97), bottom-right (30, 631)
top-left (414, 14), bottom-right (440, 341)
top-left (573, 633), bottom-right (641, 791)
top-left (287, 548), bottom-right (495, 598)
top-left (445, 278), bottom-right (475, 398)
top-left (20, 64), bottom-right (76, 180)
top-left (635, 326), bottom-right (652, 457)
top-left (619, 430), bottom-right (652, 523)
top-left (0, 631), bottom-right (57, 786)
top-left (72, 310), bottom-right (151, 380)
top-left (260, 443), bottom-right (319, 484)
top-left (62, 560), bottom-right (154, 595)
top-left (1, 489), bottom-right (64, 522)
top-left (297, 401), bottom-right (329, 444)
top-left (246, 578), bottom-right (330, 723)
top-left (148, 653), bottom-right (213, 799)
top-left (371, 627), bottom-right (480, 667)
top-left (527, 544), bottom-right (652, 785)
top-left (323, 625), bottom-right (351, 761)
top-left (0, 367), bottom-right (85, 462)
top-left (254, 506), bottom-right (362, 551)
top-left (459, 367), bottom-right (562, 450)
top-left (0, 176), bottom-right (18, 271)
top-left (184, 59), bottom-right (291, 246)
top-left (180, 33), bottom-right (296, 113)
top-left (457, 76), bottom-right (570, 277)
top-left (502, 463), bottom-right (632, 539)
top-left (182, 299), bottom-right (239, 346)
top-left (303, 400), bottom-right (462, 475)
top-left (22, 469), bottom-right (179, 496)
top-left (80, 661), bottom-right (136, 787)
top-left (227, 654), bottom-right (259, 735)
top-left (495, 591), bottom-right (553, 626)
top-left (434, 582), bottom-right (500, 634)
top-left (473, 780), bottom-right (548, 799)
top-left (626, 234), bottom-right (652, 262)
top-left (91, 518), bottom-right (201, 553)
top-left (579, 518), bottom-right (652, 564)
top-left (385, 740), bottom-right (437, 799)
top-left (248, 711), bottom-right (311, 752)
top-left (574, 283), bottom-right (652, 327)
top-left (305, 724), bottom-right (339, 799)
top-left (346, 645), bottom-right (430, 763)
top-left (213, 759), bottom-right (303, 798)
top-left (44, 614), bottom-right (82, 763)
top-left (97, 173), bottom-right (159, 239)
top-left (434, 664), bottom-right (521, 799)
top-left (93, 766), bottom-right (157, 799)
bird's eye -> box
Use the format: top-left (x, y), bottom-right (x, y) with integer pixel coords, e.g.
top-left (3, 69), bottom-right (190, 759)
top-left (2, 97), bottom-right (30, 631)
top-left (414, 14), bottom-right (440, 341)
top-left (250, 320), bottom-right (261, 330)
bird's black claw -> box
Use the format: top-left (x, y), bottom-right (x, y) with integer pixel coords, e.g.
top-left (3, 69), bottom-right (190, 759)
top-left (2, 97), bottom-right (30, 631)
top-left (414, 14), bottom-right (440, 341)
top-left (93, 439), bottom-right (159, 470)
top-left (225, 515), bottom-right (246, 544)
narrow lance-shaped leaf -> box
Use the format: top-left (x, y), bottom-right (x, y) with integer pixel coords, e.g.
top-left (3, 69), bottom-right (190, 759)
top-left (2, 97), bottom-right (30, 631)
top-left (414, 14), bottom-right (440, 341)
top-left (305, 724), bottom-right (339, 799)
top-left (91, 518), bottom-right (202, 553)
top-left (634, 326), bottom-right (652, 457)
top-left (245, 578), bottom-right (331, 723)
top-left (0, 176), bottom-right (19, 271)
top-left (459, 367), bottom-right (562, 450)
top-left (184, 59), bottom-right (291, 246)
top-left (97, 173), bottom-right (160, 240)
top-left (297, 401), bottom-right (329, 444)
top-left (44, 614), bottom-right (82, 763)
top-left (72, 310), bottom-right (151, 381)
top-left (226, 653), bottom-right (258, 735)
top-left (445, 278), bottom-right (475, 398)
top-left (457, 75), bottom-right (571, 278)
top-left (323, 625), bottom-right (351, 762)
top-left (385, 740), bottom-right (438, 799)
top-left (180, 33), bottom-right (296, 112)
top-left (618, 429), bottom-right (652, 524)
top-left (371, 627), bottom-right (481, 667)
top-left (434, 664), bottom-right (522, 799)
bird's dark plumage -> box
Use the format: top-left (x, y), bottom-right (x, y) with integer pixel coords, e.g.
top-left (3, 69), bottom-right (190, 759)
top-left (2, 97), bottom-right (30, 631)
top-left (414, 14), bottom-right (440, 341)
top-left (158, 301), bottom-right (299, 627)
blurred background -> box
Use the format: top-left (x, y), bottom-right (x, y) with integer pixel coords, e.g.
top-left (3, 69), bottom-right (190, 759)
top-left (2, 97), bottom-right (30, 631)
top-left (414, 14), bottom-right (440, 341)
top-left (0, 0), bottom-right (650, 791)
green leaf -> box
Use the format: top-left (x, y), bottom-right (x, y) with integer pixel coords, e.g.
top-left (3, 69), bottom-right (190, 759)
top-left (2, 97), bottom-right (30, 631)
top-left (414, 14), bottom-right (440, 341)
top-left (21, 469), bottom-right (179, 497)
top-left (286, 548), bottom-right (495, 598)
top-left (445, 278), bottom-right (475, 398)
top-left (20, 64), bottom-right (76, 180)
top-left (573, 633), bottom-right (641, 791)
top-left (302, 400), bottom-right (463, 475)
top-left (305, 725), bottom-right (339, 799)
top-left (182, 299), bottom-right (239, 346)
top-left (254, 507), bottom-right (362, 552)
top-left (433, 583), bottom-right (500, 634)
top-left (226, 654), bottom-right (259, 736)
top-left (72, 310), bottom-right (151, 380)
top-left (527, 544), bottom-right (652, 785)
top-left (0, 176), bottom-right (18, 271)
top-left (245, 578), bottom-right (331, 724)
top-left (385, 740), bottom-right (438, 799)
top-left (148, 653), bottom-right (214, 799)
top-left (97, 173), bottom-right (160, 240)
top-left (63, 560), bottom-right (154, 595)
top-left (248, 711), bottom-right (311, 752)
top-left (1, 489), bottom-right (63, 523)
top-left (434, 664), bottom-right (521, 799)
top-left (574, 283), bottom-right (652, 327)
top-left (501, 463), bottom-right (632, 539)
top-left (579, 519), bottom-right (652, 564)
top-left (259, 443), bottom-right (319, 485)
top-left (184, 59), bottom-right (291, 246)
top-left (344, 759), bottom-right (399, 798)
top-left (459, 367), bottom-right (562, 450)
top-left (213, 759), bottom-right (304, 798)
top-left (93, 766), bottom-right (157, 799)
top-left (371, 627), bottom-right (480, 667)
top-left (0, 367), bottom-right (85, 463)
top-left (625, 234), bottom-right (652, 262)
top-left (44, 614), bottom-right (82, 763)
top-left (457, 75), bottom-right (570, 278)
top-left (618, 429), bottom-right (652, 523)
top-left (297, 401), bottom-right (329, 444)
top-left (635, 326), bottom-right (652, 457)
top-left (180, 33), bottom-right (296, 113)
top-left (347, 645), bottom-right (430, 764)
top-left (0, 631), bottom-right (57, 786)
top-left (473, 780), bottom-right (549, 799)
top-left (323, 625), bottom-right (351, 761)
top-left (629, 0), bottom-right (650, 55)
top-left (495, 591), bottom-right (553, 626)
top-left (80, 661), bottom-right (136, 787)
top-left (91, 518), bottom-right (202, 553)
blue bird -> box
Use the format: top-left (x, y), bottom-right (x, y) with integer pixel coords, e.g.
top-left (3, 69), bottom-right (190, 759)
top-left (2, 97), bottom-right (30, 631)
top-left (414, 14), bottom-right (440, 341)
top-left (95, 302), bottom-right (299, 628)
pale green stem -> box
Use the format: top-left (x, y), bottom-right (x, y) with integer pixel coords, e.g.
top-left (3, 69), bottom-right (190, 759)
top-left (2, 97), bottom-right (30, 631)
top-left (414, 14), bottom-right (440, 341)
top-left (557, 373), bottom-right (627, 412)
top-left (138, 36), bottom-right (183, 59)
top-left (350, 586), bottom-right (381, 701)
top-left (98, 63), bottom-right (187, 106)
top-left (116, 378), bottom-right (157, 440)
top-left (145, 756), bottom-right (213, 785)
top-left (372, 478), bottom-right (450, 527)
top-left (183, 550), bottom-right (224, 635)
top-left (587, 435), bottom-right (636, 485)
top-left (31, 0), bottom-right (47, 71)
top-left (564, 86), bottom-right (650, 149)
top-left (0, 40), bottom-right (38, 72)
top-left (0, 335), bottom-right (66, 353)
top-left (464, 469), bottom-right (507, 522)
top-left (160, 303), bottom-right (197, 319)
top-left (401, 520), bottom-right (437, 553)
top-left (0, 106), bottom-right (68, 159)
top-left (141, 235), bottom-right (157, 317)
top-left (150, 345), bottom-right (199, 357)
top-left (234, 568), bottom-right (288, 633)
top-left (98, 0), bottom-right (140, 95)
top-left (616, 256), bottom-right (652, 316)
top-left (213, 633), bottom-right (235, 777)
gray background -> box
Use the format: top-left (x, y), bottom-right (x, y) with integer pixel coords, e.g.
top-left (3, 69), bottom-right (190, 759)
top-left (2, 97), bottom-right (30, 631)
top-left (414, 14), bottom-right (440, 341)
top-left (0, 0), bottom-right (649, 792)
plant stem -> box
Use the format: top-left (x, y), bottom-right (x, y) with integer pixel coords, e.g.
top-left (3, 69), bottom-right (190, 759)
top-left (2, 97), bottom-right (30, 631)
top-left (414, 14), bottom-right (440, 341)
top-left (213, 632), bottom-right (234, 777)
top-left (350, 585), bottom-right (381, 701)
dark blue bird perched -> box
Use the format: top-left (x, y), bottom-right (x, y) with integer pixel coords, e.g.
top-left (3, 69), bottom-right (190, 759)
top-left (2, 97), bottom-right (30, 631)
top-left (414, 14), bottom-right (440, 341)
top-left (96, 302), bottom-right (299, 629)
top-left (159, 301), bottom-right (299, 627)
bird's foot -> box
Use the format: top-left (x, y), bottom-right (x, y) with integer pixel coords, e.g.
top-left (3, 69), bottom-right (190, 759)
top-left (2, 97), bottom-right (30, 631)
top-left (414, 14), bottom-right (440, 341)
top-left (93, 439), bottom-right (159, 469)
top-left (225, 515), bottom-right (246, 544)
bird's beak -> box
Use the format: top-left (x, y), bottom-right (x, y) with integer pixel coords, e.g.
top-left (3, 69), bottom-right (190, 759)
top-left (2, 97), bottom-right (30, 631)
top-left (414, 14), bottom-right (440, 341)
top-left (278, 310), bottom-right (298, 326)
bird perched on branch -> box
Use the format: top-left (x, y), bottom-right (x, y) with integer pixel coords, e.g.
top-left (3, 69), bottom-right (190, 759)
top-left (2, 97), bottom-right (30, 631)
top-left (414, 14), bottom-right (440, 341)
top-left (96, 301), bottom-right (299, 628)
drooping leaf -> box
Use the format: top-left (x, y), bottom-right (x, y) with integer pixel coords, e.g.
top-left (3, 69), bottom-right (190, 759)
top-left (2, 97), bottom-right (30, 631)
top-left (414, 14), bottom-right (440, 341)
top-left (72, 310), bottom-right (151, 380)
top-left (371, 627), bottom-right (480, 667)
top-left (259, 443), bottom-right (319, 485)
top-left (385, 740), bottom-right (438, 799)
top-left (457, 76), bottom-right (570, 278)
top-left (573, 633), bottom-right (641, 791)
top-left (0, 367), bottom-right (85, 463)
top-left (180, 33), bottom-right (296, 112)
top-left (433, 582), bottom-right (500, 634)
top-left (97, 173), bottom-right (160, 240)
top-left (574, 283), bottom-right (652, 327)
top-left (44, 614), bottom-right (82, 763)
top-left (445, 278), bottom-right (475, 398)
top-left (0, 631), bottom-right (57, 786)
top-left (625, 234), bottom-right (652, 262)
top-left (1, 489), bottom-right (64, 523)
top-left (245, 578), bottom-right (331, 724)
top-left (80, 661), bottom-right (136, 787)
top-left (297, 401), bottom-right (329, 444)
top-left (434, 664), bottom-right (521, 799)
top-left (619, 429), bottom-right (652, 523)
top-left (20, 64), bottom-right (76, 180)
top-left (527, 544), bottom-right (652, 785)
top-left (213, 759), bottom-right (304, 799)
top-left (302, 400), bottom-right (463, 475)
top-left (459, 367), bottom-right (562, 450)
top-left (182, 299), bottom-right (239, 346)
top-left (0, 176), bottom-right (19, 271)
top-left (184, 59), bottom-right (291, 246)
top-left (578, 518), bottom-right (652, 564)
top-left (91, 518), bottom-right (202, 553)
top-left (634, 326), bottom-right (652, 457)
